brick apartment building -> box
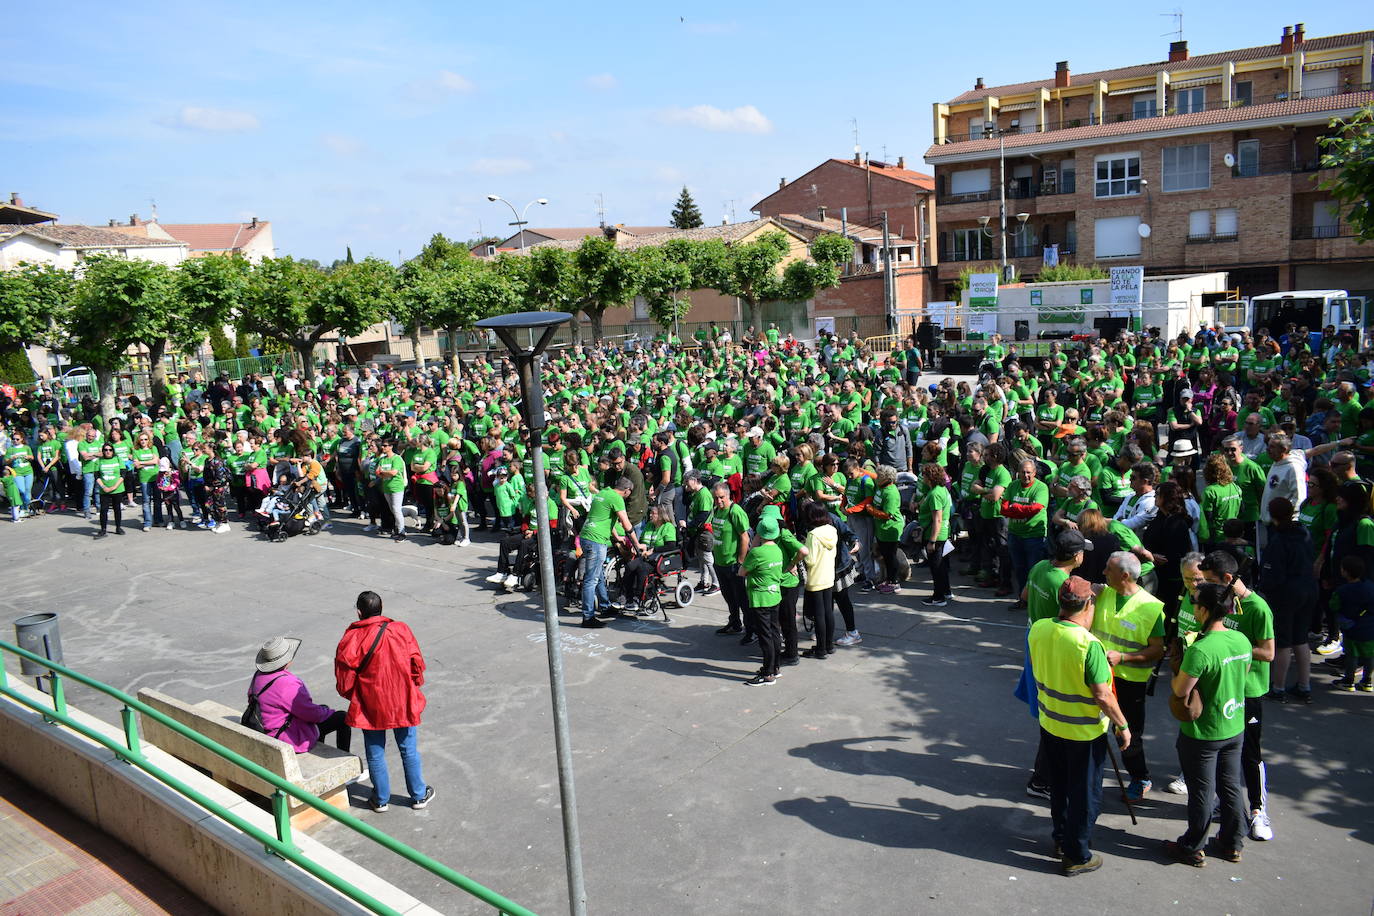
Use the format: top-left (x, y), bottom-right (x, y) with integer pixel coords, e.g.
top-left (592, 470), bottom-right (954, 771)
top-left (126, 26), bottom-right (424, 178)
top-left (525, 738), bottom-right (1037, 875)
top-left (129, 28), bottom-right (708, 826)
top-left (753, 156), bottom-right (937, 331)
top-left (923, 24), bottom-right (1374, 301)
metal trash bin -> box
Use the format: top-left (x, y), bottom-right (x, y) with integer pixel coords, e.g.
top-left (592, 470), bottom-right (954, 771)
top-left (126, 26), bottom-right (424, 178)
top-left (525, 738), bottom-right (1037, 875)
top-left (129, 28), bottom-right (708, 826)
top-left (14, 613), bottom-right (63, 676)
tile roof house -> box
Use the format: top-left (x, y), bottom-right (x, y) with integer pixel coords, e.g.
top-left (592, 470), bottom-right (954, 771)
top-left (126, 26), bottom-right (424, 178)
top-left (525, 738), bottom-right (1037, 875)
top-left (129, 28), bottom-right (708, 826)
top-left (472, 224), bottom-right (673, 255)
top-left (0, 223), bottom-right (187, 270)
top-left (104, 216), bottom-right (274, 262)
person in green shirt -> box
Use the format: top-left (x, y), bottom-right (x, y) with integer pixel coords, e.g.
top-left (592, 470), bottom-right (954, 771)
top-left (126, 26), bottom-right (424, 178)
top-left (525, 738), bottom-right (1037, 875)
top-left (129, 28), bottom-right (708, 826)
top-left (375, 439), bottom-right (408, 540)
top-left (917, 462), bottom-right (953, 606)
top-left (579, 478), bottom-right (641, 627)
top-left (1199, 549), bottom-right (1276, 843)
top-left (130, 430), bottom-right (161, 529)
top-left (871, 465), bottom-right (905, 594)
top-left (93, 443), bottom-right (126, 537)
top-left (77, 426), bottom-right (104, 518)
top-left (971, 445), bottom-right (1013, 593)
top-left (1003, 458), bottom-right (1051, 606)
top-left (710, 481), bottom-right (753, 636)
top-left (1199, 454), bottom-right (1242, 548)
top-left (4, 431), bottom-right (34, 523)
top-left (742, 514), bottom-right (785, 685)
top-left (1024, 530), bottom-right (1086, 625)
top-left (682, 472), bottom-right (718, 594)
top-left (1166, 580), bottom-right (1253, 866)
top-left (618, 504), bottom-right (678, 615)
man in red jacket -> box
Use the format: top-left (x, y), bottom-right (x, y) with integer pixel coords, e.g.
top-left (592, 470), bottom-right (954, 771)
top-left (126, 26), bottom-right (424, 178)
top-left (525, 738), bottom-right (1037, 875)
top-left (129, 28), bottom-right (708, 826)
top-left (335, 590), bottom-right (433, 812)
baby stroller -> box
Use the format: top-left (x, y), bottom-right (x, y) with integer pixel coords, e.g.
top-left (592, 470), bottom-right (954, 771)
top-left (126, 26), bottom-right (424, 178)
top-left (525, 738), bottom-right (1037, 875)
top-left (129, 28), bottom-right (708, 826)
top-left (627, 549), bottom-right (694, 623)
top-left (256, 481), bottom-right (323, 542)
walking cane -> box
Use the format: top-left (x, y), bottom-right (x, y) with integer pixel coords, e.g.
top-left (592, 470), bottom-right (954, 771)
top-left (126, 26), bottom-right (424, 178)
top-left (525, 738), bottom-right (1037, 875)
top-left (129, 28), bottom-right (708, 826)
top-left (1106, 734), bottom-right (1138, 826)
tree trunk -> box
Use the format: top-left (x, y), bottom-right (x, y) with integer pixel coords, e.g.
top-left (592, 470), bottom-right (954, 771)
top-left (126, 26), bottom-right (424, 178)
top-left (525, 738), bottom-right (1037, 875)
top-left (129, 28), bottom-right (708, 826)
top-left (744, 299), bottom-right (762, 339)
top-left (147, 337), bottom-right (169, 409)
top-left (589, 309), bottom-right (604, 344)
top-left (569, 313), bottom-right (582, 345)
top-left (94, 366), bottom-right (118, 425)
top-left (410, 327), bottom-right (427, 370)
top-left (445, 324), bottom-right (462, 377)
top-left (294, 341), bottom-right (317, 383)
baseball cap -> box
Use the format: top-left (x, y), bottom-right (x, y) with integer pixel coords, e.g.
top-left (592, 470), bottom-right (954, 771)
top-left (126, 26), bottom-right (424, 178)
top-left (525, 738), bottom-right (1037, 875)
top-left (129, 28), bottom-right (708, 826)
top-left (1053, 529), bottom-right (1092, 558)
top-left (1179, 389), bottom-right (1194, 399)
top-left (746, 426), bottom-right (765, 439)
top-left (1058, 576), bottom-right (1093, 605)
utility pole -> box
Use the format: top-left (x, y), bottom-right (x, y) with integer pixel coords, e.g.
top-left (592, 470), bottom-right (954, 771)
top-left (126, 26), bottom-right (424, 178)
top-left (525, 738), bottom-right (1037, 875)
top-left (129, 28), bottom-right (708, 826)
top-left (881, 211), bottom-right (895, 334)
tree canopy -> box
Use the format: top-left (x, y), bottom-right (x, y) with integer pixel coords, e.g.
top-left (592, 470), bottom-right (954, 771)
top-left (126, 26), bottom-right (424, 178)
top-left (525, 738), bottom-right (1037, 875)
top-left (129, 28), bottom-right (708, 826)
top-left (670, 186), bottom-right (704, 229)
top-left (1320, 104), bottom-right (1374, 241)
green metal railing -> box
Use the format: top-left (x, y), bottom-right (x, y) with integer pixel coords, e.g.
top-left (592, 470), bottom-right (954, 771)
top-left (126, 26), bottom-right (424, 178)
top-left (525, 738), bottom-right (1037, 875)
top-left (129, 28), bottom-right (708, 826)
top-left (0, 641), bottom-right (537, 916)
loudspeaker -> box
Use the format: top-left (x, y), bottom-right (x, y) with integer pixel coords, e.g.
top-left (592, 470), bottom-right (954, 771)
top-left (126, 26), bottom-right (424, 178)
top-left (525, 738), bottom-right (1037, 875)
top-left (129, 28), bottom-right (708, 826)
top-left (943, 327), bottom-right (964, 342)
top-left (1094, 317), bottom-right (1127, 339)
top-left (1014, 321), bottom-right (1030, 341)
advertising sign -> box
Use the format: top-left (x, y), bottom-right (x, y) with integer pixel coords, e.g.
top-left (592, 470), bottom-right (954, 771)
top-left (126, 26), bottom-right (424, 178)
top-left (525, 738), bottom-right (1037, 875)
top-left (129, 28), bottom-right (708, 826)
top-left (968, 273), bottom-right (999, 309)
top-left (1109, 265), bottom-right (1145, 319)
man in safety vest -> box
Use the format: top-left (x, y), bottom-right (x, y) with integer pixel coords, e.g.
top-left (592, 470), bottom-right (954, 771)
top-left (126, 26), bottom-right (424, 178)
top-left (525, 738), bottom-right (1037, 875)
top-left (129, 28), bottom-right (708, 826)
top-left (1091, 551), bottom-right (1165, 802)
top-left (1029, 576), bottom-right (1131, 877)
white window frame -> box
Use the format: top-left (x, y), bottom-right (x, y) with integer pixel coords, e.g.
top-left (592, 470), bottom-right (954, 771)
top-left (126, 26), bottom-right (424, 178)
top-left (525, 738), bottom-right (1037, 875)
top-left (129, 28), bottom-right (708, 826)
top-left (1236, 139), bottom-right (1260, 177)
top-left (1162, 143), bottom-right (1211, 192)
top-left (950, 168), bottom-right (992, 196)
top-left (1094, 152), bottom-right (1141, 198)
top-left (1174, 87), bottom-right (1205, 114)
top-left (1215, 208), bottom-right (1238, 238)
top-left (1188, 210), bottom-right (1211, 239)
top-left (1234, 80), bottom-right (1253, 106)
top-left (1094, 215), bottom-right (1143, 258)
top-left (952, 228), bottom-right (992, 261)
top-left (1132, 97), bottom-right (1157, 119)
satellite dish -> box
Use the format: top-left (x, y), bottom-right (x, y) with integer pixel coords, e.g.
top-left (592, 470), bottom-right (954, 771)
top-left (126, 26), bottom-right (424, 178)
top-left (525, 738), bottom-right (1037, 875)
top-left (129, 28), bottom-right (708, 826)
top-left (1138, 223), bottom-right (1153, 239)
top-left (1223, 152), bottom-right (1236, 168)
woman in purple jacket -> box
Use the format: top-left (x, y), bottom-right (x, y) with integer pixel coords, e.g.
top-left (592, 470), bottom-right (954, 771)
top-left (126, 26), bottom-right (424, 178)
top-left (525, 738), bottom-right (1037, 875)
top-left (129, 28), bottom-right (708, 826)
top-left (250, 637), bottom-right (351, 752)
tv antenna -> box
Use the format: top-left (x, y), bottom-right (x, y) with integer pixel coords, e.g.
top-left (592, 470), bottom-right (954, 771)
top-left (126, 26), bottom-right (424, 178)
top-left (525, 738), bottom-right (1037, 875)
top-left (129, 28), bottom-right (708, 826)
top-left (1160, 8), bottom-right (1183, 41)
top-left (722, 199), bottom-right (737, 224)
top-left (850, 117), bottom-right (860, 156)
top-left (594, 192), bottom-right (606, 228)
top-left (148, 198), bottom-right (158, 222)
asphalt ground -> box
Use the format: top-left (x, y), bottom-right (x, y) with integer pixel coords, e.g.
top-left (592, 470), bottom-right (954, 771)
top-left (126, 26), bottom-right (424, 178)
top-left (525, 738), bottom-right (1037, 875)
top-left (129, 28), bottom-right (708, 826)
top-left (3, 500), bottom-right (1373, 915)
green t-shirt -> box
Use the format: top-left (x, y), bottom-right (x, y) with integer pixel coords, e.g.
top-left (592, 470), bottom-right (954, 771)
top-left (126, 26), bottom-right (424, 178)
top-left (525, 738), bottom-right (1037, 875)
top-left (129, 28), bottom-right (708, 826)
top-left (978, 465), bottom-right (1012, 519)
top-left (1224, 593), bottom-right (1274, 699)
top-left (5, 444), bottom-right (33, 476)
top-left (642, 521), bottom-right (677, 550)
top-left (1232, 459), bottom-right (1266, 523)
top-left (1026, 560), bottom-right (1071, 624)
top-left (96, 457), bottom-right (126, 495)
top-left (1199, 483), bottom-right (1242, 543)
top-left (132, 447), bottom-right (159, 484)
top-left (743, 541), bottom-right (784, 608)
top-left (1005, 479), bottom-right (1050, 538)
top-left (581, 489), bottom-right (625, 545)
top-left (1180, 628), bottom-right (1252, 741)
top-left (875, 483), bottom-right (904, 542)
top-left (710, 501), bottom-right (751, 565)
top-left (78, 436), bottom-right (104, 473)
top-left (376, 454), bottom-right (407, 494)
top-left (918, 484), bottom-right (951, 542)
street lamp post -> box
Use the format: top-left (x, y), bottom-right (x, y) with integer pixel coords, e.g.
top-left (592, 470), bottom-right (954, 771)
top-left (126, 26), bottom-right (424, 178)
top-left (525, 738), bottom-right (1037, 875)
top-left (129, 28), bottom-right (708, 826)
top-left (486, 195), bottom-right (549, 250)
top-left (475, 310), bottom-right (587, 916)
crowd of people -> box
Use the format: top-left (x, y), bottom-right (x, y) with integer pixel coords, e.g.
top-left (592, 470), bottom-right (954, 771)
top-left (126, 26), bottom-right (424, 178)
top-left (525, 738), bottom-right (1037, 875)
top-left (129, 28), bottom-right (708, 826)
top-left (4, 317), bottom-right (1373, 870)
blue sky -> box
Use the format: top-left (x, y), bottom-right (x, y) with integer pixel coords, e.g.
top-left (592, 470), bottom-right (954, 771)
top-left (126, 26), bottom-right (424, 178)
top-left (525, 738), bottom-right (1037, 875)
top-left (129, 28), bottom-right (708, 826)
top-left (4, 3), bottom-right (1368, 263)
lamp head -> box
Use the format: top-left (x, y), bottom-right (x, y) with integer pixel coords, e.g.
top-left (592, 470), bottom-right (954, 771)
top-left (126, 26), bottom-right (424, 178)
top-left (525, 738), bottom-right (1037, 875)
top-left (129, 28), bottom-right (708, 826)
top-left (977, 215), bottom-right (991, 228)
top-left (1016, 212), bottom-right (1030, 224)
top-left (486, 194), bottom-right (500, 202)
top-left (537, 198), bottom-right (549, 205)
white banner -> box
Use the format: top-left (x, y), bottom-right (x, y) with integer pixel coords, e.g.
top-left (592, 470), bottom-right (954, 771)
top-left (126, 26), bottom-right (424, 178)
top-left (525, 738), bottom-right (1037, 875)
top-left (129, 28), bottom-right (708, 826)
top-left (1109, 266), bottom-right (1144, 319)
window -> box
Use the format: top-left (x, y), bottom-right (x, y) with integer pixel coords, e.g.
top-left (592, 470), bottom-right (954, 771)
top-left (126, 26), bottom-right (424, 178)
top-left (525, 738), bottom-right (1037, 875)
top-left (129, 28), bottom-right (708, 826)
top-left (1188, 210), bottom-right (1211, 239)
top-left (1095, 153), bottom-right (1141, 198)
top-left (1094, 216), bottom-right (1142, 258)
top-left (1215, 208), bottom-right (1238, 238)
top-left (1234, 80), bottom-right (1253, 106)
top-left (969, 119), bottom-right (987, 140)
top-left (1303, 69), bottom-right (1340, 99)
top-left (1132, 97), bottom-right (1157, 119)
top-left (1060, 160), bottom-right (1076, 193)
top-left (950, 168), bottom-right (991, 195)
top-left (1065, 220), bottom-right (1077, 253)
top-left (1174, 87), bottom-right (1205, 114)
top-left (1236, 139), bottom-right (1260, 177)
top-left (1162, 143), bottom-right (1210, 191)
top-left (1313, 201), bottom-right (1340, 237)
top-left (952, 228), bottom-right (992, 261)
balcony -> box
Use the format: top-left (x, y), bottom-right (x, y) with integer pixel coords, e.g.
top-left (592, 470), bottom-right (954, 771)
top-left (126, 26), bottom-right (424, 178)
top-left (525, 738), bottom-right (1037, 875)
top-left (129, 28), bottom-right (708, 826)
top-left (1186, 232), bottom-right (1239, 244)
top-left (1292, 223), bottom-right (1357, 240)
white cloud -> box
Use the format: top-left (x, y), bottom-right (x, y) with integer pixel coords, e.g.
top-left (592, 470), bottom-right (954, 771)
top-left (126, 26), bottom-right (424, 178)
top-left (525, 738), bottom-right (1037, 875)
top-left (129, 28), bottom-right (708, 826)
top-left (164, 105), bottom-right (260, 132)
top-left (469, 157), bottom-right (533, 176)
top-left (653, 165), bottom-right (685, 182)
top-left (584, 73), bottom-right (617, 91)
top-left (403, 70), bottom-right (475, 103)
top-left (320, 133), bottom-right (364, 156)
top-left (659, 104), bottom-right (772, 134)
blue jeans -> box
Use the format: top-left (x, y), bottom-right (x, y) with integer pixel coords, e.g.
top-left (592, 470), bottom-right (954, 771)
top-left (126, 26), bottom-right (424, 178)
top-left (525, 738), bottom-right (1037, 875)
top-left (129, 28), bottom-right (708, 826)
top-left (363, 726), bottom-right (427, 806)
top-left (11, 474), bottom-right (32, 518)
top-left (1042, 728), bottom-right (1108, 866)
top-left (1009, 533), bottom-right (1047, 596)
top-left (139, 479), bottom-right (156, 527)
top-left (580, 539), bottom-right (610, 620)
top-left (82, 472), bottom-right (96, 515)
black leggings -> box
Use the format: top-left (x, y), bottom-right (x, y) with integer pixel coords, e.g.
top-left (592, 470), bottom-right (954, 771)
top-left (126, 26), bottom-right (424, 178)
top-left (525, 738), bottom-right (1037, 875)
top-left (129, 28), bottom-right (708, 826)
top-left (316, 709), bottom-right (352, 753)
top-left (99, 491), bottom-right (123, 532)
top-left (778, 584), bottom-right (801, 658)
top-left (878, 539), bottom-right (900, 584)
top-left (835, 586), bottom-right (856, 632)
top-left (805, 589), bottom-right (835, 653)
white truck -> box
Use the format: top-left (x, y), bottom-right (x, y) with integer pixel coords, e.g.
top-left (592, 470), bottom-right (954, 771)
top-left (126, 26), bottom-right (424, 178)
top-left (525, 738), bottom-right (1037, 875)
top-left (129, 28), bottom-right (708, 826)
top-left (1213, 289), bottom-right (1367, 343)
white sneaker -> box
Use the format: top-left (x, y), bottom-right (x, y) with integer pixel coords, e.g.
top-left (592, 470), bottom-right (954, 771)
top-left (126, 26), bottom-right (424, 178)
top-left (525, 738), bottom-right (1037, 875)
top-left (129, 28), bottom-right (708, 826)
top-left (1166, 776), bottom-right (1188, 795)
top-left (835, 631), bottom-right (862, 647)
top-left (503, 574), bottom-right (520, 589)
top-left (12, 516), bottom-right (23, 524)
top-left (1249, 808), bottom-right (1273, 841)
top-left (457, 538), bottom-right (470, 547)
top-left (214, 523), bottom-right (230, 533)
top-left (1316, 638), bottom-right (1343, 656)
top-left (485, 573), bottom-right (505, 584)
top-left (165, 522), bottom-right (173, 530)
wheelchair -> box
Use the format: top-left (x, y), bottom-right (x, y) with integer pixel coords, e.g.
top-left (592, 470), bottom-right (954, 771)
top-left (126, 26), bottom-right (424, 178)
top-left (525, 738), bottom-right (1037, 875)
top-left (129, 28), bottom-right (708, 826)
top-left (624, 549), bottom-right (694, 623)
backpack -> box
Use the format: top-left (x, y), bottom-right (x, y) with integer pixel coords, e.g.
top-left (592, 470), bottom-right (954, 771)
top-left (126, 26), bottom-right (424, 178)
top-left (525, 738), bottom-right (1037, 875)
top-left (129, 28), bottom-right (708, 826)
top-left (241, 673), bottom-right (293, 737)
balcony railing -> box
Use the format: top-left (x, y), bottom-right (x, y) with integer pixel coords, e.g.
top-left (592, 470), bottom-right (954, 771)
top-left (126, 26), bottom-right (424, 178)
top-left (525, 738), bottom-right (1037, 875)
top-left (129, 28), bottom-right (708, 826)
top-left (1293, 223), bottom-right (1357, 240)
top-left (1186, 232), bottom-right (1239, 244)
top-left (941, 244), bottom-right (1069, 263)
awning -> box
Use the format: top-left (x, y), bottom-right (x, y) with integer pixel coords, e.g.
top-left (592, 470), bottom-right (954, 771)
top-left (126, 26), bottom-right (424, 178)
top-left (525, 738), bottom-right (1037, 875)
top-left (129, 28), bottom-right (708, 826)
top-left (1169, 76), bottom-right (1222, 90)
top-left (1107, 85), bottom-right (1158, 96)
top-left (1305, 57), bottom-right (1363, 72)
top-left (999, 101), bottom-right (1038, 112)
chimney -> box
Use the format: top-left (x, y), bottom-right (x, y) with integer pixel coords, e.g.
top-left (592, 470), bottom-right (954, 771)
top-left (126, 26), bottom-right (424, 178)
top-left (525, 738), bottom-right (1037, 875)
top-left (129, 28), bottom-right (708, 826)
top-left (1280, 25), bottom-right (1293, 53)
top-left (1055, 61), bottom-right (1071, 88)
top-left (1294, 22), bottom-right (1304, 46)
top-left (9, 192), bottom-right (22, 206)
top-left (250, 216), bottom-right (258, 228)
top-left (779, 177), bottom-right (786, 189)
top-left (1169, 40), bottom-right (1189, 62)
top-left (897, 156), bottom-right (906, 169)
top-left (129, 215), bottom-right (137, 226)
top-left (108, 219), bottom-right (116, 227)
top-left (817, 205), bottom-right (827, 221)
top-left (975, 77), bottom-right (984, 90)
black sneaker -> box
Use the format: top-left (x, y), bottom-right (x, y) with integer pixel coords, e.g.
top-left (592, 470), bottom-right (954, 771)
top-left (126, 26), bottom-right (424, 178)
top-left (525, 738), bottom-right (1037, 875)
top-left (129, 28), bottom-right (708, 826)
top-left (1062, 854), bottom-right (1103, 877)
top-left (413, 786), bottom-right (436, 809)
top-left (778, 655), bottom-right (800, 667)
top-left (595, 609), bottom-right (619, 619)
top-left (701, 585), bottom-right (720, 596)
top-left (743, 672), bottom-right (775, 687)
top-left (716, 624), bottom-right (743, 635)
top-left (739, 633), bottom-right (757, 646)
top-left (368, 797), bottom-right (389, 813)
top-left (581, 617), bottom-right (607, 628)
top-left (922, 597), bottom-right (949, 607)
top-left (1026, 781), bottom-right (1052, 801)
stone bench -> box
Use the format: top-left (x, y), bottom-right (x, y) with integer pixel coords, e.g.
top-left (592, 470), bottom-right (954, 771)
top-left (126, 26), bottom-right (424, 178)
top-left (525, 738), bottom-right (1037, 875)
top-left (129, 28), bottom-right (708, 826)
top-left (137, 689), bottom-right (362, 830)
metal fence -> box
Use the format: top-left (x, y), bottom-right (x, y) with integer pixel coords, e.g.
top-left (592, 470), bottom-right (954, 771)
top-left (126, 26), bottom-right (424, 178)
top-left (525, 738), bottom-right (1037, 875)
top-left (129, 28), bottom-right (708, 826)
top-left (0, 640), bottom-right (537, 916)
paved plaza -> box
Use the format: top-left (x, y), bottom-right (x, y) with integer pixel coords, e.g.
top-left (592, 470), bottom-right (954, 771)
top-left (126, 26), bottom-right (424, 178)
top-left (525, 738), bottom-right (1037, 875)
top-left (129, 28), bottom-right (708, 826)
top-left (3, 512), bottom-right (1372, 915)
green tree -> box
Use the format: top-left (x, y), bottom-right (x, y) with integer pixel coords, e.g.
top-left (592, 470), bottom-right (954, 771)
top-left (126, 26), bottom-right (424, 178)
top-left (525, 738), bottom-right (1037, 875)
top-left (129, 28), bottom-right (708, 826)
top-left (670, 186), bottom-right (704, 229)
top-left (524, 246), bottom-right (583, 339)
top-left (711, 230), bottom-right (847, 333)
top-left (571, 236), bottom-right (641, 342)
top-left (396, 234), bottom-right (473, 369)
top-left (169, 254), bottom-right (249, 403)
top-left (208, 326), bottom-right (235, 361)
top-left (0, 263), bottom-right (74, 383)
top-left (1320, 104), bottom-right (1374, 241)
top-left (233, 327), bottom-right (252, 359)
top-left (236, 256), bottom-right (395, 382)
top-left (64, 256), bottom-right (176, 420)
top-left (1035, 263), bottom-right (1109, 282)
top-left (635, 247), bottom-right (694, 334)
